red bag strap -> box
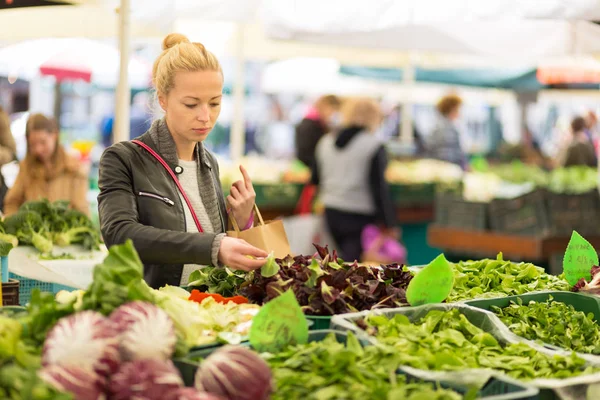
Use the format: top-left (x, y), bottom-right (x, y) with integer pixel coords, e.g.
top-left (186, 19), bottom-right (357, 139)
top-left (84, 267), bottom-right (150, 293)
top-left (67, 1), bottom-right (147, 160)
top-left (132, 140), bottom-right (203, 233)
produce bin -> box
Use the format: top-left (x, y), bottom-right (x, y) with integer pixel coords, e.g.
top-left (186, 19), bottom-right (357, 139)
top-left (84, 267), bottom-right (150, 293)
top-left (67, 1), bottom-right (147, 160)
top-left (330, 303), bottom-right (600, 400)
top-left (547, 190), bottom-right (600, 236)
top-left (174, 328), bottom-right (539, 399)
top-left (0, 305), bottom-right (26, 317)
top-left (435, 191), bottom-right (488, 231)
top-left (390, 183), bottom-right (436, 207)
top-left (224, 183), bottom-right (304, 209)
top-left (489, 190), bottom-right (550, 236)
top-left (306, 315), bottom-right (331, 330)
top-left (1, 279), bottom-right (19, 306)
top-left (8, 273), bottom-right (76, 306)
top-left (465, 291), bottom-right (600, 358)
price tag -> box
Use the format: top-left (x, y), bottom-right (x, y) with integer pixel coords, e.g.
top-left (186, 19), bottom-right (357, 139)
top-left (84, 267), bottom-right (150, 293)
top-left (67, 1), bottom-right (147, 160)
top-left (249, 290), bottom-right (309, 353)
top-left (406, 253), bottom-right (454, 306)
top-left (563, 231), bottom-right (599, 286)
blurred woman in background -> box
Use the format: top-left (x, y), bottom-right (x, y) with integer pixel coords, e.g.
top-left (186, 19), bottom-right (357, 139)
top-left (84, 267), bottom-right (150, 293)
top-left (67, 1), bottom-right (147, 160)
top-left (564, 116), bottom-right (597, 167)
top-left (312, 98), bottom-right (397, 262)
top-left (4, 113), bottom-right (88, 216)
top-left (427, 94), bottom-right (468, 169)
top-left (0, 107), bottom-right (17, 211)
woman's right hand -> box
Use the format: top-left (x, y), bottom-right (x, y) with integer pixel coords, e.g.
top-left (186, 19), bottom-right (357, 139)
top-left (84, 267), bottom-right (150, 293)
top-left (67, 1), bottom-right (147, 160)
top-left (218, 236), bottom-right (268, 271)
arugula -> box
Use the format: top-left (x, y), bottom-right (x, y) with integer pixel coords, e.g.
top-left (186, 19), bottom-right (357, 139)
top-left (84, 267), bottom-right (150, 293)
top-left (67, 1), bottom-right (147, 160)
top-left (491, 296), bottom-right (600, 354)
top-left (266, 332), bottom-right (464, 400)
top-left (448, 253), bottom-right (570, 302)
top-left (361, 309), bottom-right (597, 381)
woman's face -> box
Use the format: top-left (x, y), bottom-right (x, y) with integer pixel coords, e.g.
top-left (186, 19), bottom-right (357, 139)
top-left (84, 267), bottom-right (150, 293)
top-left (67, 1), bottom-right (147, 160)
top-left (28, 129), bottom-right (57, 163)
top-left (158, 70), bottom-right (223, 144)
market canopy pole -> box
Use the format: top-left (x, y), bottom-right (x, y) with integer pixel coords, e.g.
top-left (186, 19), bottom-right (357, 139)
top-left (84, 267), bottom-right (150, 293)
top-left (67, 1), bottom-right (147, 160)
top-left (399, 55), bottom-right (415, 144)
top-left (114, 0), bottom-right (131, 144)
top-left (230, 23), bottom-right (246, 161)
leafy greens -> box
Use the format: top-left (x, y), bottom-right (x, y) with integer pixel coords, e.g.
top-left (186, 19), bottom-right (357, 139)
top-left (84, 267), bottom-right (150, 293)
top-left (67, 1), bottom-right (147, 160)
top-left (491, 296), bottom-right (600, 354)
top-left (448, 253), bottom-right (570, 302)
top-left (360, 309), bottom-right (597, 381)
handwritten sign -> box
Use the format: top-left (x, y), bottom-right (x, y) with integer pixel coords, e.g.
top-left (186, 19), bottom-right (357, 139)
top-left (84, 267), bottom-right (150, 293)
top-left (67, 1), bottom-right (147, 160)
top-left (249, 290), bottom-right (309, 353)
top-left (406, 253), bottom-right (454, 306)
top-left (563, 231), bottom-right (599, 286)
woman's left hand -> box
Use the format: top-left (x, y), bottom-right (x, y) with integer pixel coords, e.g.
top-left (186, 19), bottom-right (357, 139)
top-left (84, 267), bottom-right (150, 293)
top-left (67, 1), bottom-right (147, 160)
top-left (227, 165), bottom-right (256, 229)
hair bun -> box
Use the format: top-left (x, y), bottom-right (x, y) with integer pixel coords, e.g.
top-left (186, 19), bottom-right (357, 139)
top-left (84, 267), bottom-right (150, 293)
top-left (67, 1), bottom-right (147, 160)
top-left (162, 33), bottom-right (190, 50)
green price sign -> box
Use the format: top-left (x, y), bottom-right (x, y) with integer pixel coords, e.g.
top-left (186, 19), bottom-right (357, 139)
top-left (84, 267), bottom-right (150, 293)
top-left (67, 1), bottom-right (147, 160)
top-left (249, 290), bottom-right (309, 353)
top-left (563, 231), bottom-right (599, 286)
top-left (406, 253), bottom-right (454, 306)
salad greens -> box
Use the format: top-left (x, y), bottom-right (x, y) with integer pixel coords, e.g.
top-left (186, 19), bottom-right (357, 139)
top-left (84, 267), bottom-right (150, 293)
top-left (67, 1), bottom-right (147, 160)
top-left (360, 309), bottom-right (596, 381)
top-left (448, 253), bottom-right (570, 302)
top-left (265, 333), bottom-right (466, 400)
top-left (81, 239), bottom-right (155, 315)
top-left (547, 166), bottom-right (598, 194)
top-left (490, 296), bottom-right (600, 354)
top-left (241, 245), bottom-right (414, 316)
top-left (188, 266), bottom-right (246, 298)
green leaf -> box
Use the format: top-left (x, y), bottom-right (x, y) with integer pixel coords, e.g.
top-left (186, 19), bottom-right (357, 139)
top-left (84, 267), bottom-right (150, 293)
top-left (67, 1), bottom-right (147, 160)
top-left (306, 259), bottom-right (325, 288)
top-left (261, 251), bottom-right (279, 277)
top-left (0, 241), bottom-right (13, 257)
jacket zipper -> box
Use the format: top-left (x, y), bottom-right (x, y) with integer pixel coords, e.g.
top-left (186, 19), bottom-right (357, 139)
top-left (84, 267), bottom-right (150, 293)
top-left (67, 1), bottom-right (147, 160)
top-left (138, 191), bottom-right (175, 206)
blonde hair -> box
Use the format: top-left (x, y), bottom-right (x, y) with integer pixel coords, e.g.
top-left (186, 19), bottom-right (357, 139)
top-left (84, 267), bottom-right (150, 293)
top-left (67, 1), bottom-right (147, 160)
top-left (152, 33), bottom-right (222, 96)
top-left (341, 98), bottom-right (382, 132)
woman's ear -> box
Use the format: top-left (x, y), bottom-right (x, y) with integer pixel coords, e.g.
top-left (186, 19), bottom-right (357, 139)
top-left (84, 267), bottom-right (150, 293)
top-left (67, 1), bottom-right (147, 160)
top-left (157, 93), bottom-right (167, 112)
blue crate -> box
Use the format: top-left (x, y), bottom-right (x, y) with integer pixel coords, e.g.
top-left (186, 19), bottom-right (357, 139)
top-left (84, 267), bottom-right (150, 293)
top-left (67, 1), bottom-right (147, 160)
top-left (8, 273), bottom-right (76, 306)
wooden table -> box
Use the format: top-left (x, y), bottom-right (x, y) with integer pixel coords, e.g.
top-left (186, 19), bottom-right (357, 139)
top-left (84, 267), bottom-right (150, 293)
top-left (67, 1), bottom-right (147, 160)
top-left (428, 225), bottom-right (600, 271)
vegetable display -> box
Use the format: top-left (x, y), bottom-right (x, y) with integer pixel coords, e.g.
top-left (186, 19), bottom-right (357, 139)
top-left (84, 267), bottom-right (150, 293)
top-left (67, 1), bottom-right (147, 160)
top-left (573, 266), bottom-right (600, 295)
top-left (240, 245), bottom-right (414, 316)
top-left (448, 253), bottom-right (570, 302)
top-left (188, 267), bottom-right (247, 298)
top-left (195, 345), bottom-right (272, 400)
top-left (360, 309), bottom-right (596, 381)
top-left (490, 297), bottom-right (600, 354)
top-left (3, 199), bottom-right (101, 254)
top-left (259, 333), bottom-right (462, 400)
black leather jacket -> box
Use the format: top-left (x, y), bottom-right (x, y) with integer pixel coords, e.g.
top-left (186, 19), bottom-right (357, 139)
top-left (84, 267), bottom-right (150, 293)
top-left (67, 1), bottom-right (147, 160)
top-left (97, 124), bottom-right (227, 289)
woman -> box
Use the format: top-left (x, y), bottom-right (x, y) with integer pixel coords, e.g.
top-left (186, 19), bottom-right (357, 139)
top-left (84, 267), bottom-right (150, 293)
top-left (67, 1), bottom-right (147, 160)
top-left (4, 113), bottom-right (88, 216)
top-left (0, 107), bottom-right (17, 210)
top-left (427, 94), bottom-right (467, 169)
top-left (312, 98), bottom-right (397, 263)
top-left (564, 116), bottom-right (597, 167)
top-left (98, 33), bottom-right (267, 289)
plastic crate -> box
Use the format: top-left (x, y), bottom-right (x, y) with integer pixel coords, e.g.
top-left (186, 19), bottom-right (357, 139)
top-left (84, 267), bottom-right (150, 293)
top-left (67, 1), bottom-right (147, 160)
top-left (547, 190), bottom-right (600, 236)
top-left (1, 279), bottom-right (19, 306)
top-left (9, 273), bottom-right (53, 306)
top-left (465, 291), bottom-right (600, 354)
top-left (306, 315), bottom-right (331, 330)
top-left (331, 304), bottom-right (598, 400)
top-left (8, 273), bottom-right (76, 306)
top-left (489, 190), bottom-right (551, 236)
top-left (224, 183), bottom-right (303, 209)
top-left (174, 329), bottom-right (538, 399)
top-left (390, 183), bottom-right (436, 207)
top-left (435, 191), bottom-right (488, 231)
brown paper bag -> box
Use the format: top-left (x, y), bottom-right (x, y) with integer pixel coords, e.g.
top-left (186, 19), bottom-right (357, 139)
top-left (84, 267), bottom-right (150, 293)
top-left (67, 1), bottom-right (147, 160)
top-left (227, 204), bottom-right (291, 259)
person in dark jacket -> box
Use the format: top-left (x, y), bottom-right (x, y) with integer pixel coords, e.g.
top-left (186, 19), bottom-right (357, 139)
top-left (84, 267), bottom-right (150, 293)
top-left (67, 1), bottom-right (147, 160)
top-left (564, 116), bottom-right (597, 167)
top-left (312, 98), bottom-right (397, 262)
top-left (295, 95), bottom-right (341, 171)
top-left (98, 33), bottom-right (267, 289)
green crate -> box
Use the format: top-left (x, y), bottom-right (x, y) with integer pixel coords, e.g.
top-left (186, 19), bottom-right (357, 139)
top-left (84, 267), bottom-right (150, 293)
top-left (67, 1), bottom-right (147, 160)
top-left (306, 315), bottom-right (331, 330)
top-left (465, 291), bottom-right (600, 353)
top-left (390, 183), bottom-right (436, 207)
top-left (331, 304), bottom-right (597, 400)
top-left (174, 329), bottom-right (538, 399)
top-left (223, 183), bottom-right (303, 209)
